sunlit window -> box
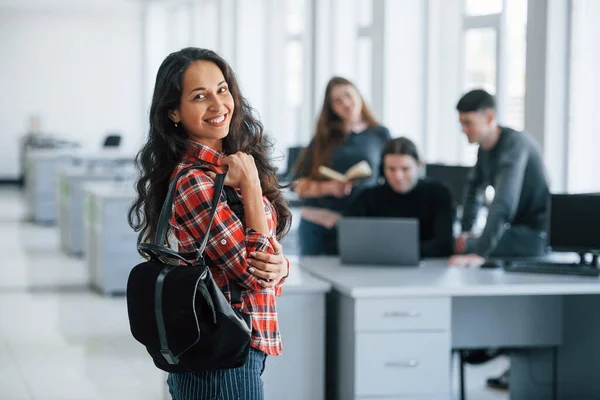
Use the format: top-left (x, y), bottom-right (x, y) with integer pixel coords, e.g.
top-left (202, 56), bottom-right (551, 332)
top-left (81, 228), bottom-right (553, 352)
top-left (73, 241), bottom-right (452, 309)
top-left (465, 0), bottom-right (502, 16)
top-left (461, 0), bottom-right (528, 164)
top-left (504, 0), bottom-right (527, 131)
top-left (464, 28), bottom-right (497, 94)
top-left (284, 0), bottom-right (306, 144)
top-left (567, 0), bottom-right (600, 192)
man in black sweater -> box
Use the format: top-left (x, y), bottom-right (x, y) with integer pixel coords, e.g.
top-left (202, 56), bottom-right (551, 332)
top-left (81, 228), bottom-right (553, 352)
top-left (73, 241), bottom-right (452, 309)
top-left (450, 89), bottom-right (550, 266)
top-left (450, 89), bottom-right (551, 391)
top-left (344, 137), bottom-right (454, 258)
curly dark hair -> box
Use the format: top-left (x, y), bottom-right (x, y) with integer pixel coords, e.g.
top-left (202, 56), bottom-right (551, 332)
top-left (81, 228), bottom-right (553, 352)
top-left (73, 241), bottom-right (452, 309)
top-left (128, 47), bottom-right (291, 248)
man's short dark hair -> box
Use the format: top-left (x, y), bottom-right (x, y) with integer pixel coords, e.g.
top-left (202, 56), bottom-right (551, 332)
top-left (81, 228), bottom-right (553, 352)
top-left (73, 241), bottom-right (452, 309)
top-left (456, 89), bottom-right (496, 112)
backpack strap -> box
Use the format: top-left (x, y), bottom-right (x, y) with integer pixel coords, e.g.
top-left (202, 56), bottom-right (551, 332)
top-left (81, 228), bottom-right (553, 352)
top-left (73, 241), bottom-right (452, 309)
top-left (138, 165), bottom-right (223, 265)
top-left (221, 187), bottom-right (245, 306)
top-left (138, 165), bottom-right (247, 307)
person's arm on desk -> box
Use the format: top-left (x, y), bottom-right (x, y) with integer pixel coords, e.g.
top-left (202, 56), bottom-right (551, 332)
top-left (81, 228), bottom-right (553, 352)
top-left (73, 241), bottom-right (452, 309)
top-left (470, 139), bottom-right (529, 258)
top-left (451, 139), bottom-right (529, 267)
top-left (456, 159), bottom-right (484, 254)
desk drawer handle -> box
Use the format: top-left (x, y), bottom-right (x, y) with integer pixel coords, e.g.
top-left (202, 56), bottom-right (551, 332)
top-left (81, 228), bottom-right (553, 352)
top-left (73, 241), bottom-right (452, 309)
top-left (384, 360), bottom-right (420, 368)
top-left (383, 310), bottom-right (421, 318)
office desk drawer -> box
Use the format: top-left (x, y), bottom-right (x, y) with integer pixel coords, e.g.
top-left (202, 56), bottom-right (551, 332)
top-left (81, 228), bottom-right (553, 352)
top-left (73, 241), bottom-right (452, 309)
top-left (355, 332), bottom-right (450, 397)
top-left (355, 297), bottom-right (450, 332)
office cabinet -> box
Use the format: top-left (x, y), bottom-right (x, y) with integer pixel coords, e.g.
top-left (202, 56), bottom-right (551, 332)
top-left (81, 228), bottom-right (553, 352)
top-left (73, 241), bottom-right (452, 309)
top-left (58, 166), bottom-right (134, 255)
top-left (83, 182), bottom-right (140, 295)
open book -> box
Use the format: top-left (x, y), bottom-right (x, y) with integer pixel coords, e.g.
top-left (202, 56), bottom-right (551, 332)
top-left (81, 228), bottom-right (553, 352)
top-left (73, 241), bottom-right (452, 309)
top-left (318, 160), bottom-right (372, 183)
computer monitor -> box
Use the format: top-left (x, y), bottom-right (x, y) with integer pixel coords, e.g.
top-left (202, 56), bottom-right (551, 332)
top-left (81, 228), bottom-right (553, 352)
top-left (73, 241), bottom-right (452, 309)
top-left (424, 164), bottom-right (471, 207)
top-left (285, 147), bottom-right (305, 180)
top-left (548, 193), bottom-right (600, 257)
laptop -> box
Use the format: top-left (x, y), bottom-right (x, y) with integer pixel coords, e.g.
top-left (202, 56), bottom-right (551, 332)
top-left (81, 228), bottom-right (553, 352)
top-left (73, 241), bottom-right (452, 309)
top-left (337, 218), bottom-right (420, 266)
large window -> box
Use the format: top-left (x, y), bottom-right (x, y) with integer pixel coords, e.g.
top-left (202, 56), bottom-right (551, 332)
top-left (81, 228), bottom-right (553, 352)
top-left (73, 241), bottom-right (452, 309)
top-left (567, 0), bottom-right (600, 193)
top-left (463, 28), bottom-right (497, 94)
top-left (284, 0), bottom-right (307, 146)
top-left (465, 0), bottom-right (502, 16)
top-left (460, 0), bottom-right (527, 165)
top-left (504, 0), bottom-right (527, 131)
top-left (356, 0), bottom-right (374, 106)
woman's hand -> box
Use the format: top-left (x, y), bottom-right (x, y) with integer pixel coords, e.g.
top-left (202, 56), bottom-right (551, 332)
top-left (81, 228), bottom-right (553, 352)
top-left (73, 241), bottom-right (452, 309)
top-left (322, 180), bottom-right (352, 198)
top-left (247, 237), bottom-right (288, 288)
top-left (222, 152), bottom-right (260, 190)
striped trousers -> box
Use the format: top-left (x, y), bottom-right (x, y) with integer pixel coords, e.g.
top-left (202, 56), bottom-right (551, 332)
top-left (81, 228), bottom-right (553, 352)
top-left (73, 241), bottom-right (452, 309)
top-left (167, 348), bottom-right (268, 400)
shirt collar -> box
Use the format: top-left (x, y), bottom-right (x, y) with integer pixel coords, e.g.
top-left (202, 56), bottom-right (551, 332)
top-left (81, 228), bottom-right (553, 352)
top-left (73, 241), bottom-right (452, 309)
top-left (185, 140), bottom-right (224, 166)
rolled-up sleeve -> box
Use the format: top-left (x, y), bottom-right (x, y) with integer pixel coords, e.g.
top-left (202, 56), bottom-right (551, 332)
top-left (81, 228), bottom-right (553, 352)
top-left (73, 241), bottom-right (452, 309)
top-left (172, 171), bottom-right (276, 291)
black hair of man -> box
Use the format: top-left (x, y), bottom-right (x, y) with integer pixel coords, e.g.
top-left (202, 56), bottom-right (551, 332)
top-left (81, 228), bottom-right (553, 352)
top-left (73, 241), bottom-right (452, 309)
top-left (456, 89), bottom-right (496, 113)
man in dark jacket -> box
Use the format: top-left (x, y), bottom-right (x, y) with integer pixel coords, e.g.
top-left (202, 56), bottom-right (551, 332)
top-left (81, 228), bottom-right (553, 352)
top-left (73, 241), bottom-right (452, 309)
top-left (449, 89), bottom-right (551, 391)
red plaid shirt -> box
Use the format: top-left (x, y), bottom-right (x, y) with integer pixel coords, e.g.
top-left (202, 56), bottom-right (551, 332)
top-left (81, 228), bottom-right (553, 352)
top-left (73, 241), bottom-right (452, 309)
top-left (169, 141), bottom-right (284, 356)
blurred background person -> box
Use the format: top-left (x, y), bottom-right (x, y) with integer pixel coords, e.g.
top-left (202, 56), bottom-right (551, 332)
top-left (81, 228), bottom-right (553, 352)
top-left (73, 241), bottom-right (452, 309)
top-left (293, 77), bottom-right (390, 255)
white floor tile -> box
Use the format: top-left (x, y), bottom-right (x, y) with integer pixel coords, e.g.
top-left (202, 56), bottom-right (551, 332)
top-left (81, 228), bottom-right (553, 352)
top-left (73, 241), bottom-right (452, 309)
top-left (0, 339), bottom-right (32, 400)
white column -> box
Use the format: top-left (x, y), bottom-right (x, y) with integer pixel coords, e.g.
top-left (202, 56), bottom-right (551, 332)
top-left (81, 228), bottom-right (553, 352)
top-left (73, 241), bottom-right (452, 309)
top-left (382, 0), bottom-right (426, 147)
top-left (300, 0), bottom-right (317, 144)
top-left (424, 0), bottom-right (464, 164)
top-left (313, 0), bottom-right (333, 111)
top-left (524, 0), bottom-right (570, 192)
top-left (141, 2), bottom-right (169, 135)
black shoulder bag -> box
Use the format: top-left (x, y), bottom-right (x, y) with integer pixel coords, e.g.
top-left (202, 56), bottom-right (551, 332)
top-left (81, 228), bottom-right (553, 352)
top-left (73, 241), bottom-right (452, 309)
top-left (126, 166), bottom-right (252, 373)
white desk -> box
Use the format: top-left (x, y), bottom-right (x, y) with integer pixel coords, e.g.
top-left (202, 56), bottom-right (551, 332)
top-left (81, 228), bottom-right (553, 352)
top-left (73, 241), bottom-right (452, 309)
top-left (24, 148), bottom-right (135, 223)
top-left (302, 257), bottom-right (600, 400)
top-left (24, 148), bottom-right (79, 223)
top-left (58, 166), bottom-right (136, 255)
top-left (262, 264), bottom-right (331, 400)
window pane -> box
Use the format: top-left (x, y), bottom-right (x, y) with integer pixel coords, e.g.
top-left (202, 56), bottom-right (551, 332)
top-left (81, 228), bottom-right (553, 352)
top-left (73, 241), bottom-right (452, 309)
top-left (356, 37), bottom-right (373, 105)
top-left (286, 0), bottom-right (306, 36)
top-left (285, 40), bottom-right (303, 140)
top-left (505, 0), bottom-right (528, 131)
top-left (464, 28), bottom-right (497, 94)
top-left (358, 0), bottom-right (373, 28)
top-left (463, 28), bottom-right (497, 165)
top-left (465, 0), bottom-right (502, 16)
top-left (567, 0), bottom-right (600, 192)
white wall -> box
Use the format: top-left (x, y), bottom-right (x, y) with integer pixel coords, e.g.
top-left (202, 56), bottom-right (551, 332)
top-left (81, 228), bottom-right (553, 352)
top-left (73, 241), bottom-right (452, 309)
top-left (0, 4), bottom-right (144, 178)
top-left (235, 0), bottom-right (269, 122)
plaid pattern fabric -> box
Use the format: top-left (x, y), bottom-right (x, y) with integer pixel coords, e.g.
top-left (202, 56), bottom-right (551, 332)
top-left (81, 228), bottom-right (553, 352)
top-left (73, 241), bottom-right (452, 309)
top-left (169, 141), bottom-right (284, 356)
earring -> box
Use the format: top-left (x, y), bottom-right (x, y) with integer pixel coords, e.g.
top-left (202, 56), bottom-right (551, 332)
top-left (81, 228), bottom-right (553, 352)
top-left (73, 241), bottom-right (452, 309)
top-left (174, 122), bottom-right (178, 127)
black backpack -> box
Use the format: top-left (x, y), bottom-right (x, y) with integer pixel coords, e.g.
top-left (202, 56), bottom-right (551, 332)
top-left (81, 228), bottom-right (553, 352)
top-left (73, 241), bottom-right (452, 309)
top-left (126, 166), bottom-right (252, 372)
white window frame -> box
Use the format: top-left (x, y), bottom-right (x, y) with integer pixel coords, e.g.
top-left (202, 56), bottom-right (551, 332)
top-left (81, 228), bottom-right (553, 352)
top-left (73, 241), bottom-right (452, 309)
top-left (460, 0), bottom-right (510, 163)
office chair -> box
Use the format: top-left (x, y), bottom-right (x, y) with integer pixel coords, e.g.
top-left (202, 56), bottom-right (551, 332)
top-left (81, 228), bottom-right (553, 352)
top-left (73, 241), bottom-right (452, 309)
top-left (102, 134), bottom-right (121, 148)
